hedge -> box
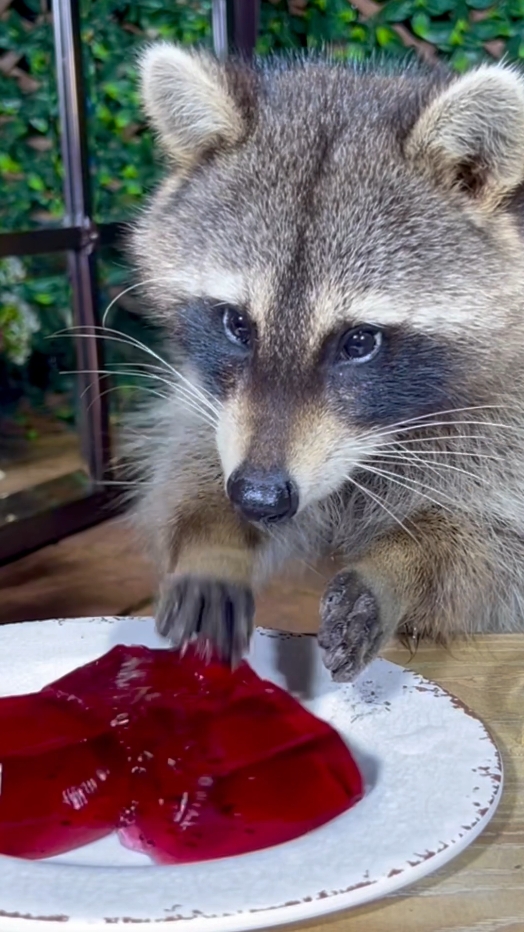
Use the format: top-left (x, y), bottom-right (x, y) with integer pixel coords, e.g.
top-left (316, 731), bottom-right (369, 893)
top-left (1, 0), bottom-right (523, 411)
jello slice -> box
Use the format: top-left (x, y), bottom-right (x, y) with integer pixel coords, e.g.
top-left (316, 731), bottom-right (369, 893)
top-left (121, 735), bottom-right (363, 862)
top-left (0, 692), bottom-right (108, 758)
top-left (0, 734), bottom-right (127, 859)
top-left (0, 644), bottom-right (364, 864)
top-left (43, 644), bottom-right (238, 723)
top-left (205, 681), bottom-right (343, 774)
top-left (119, 670), bottom-right (364, 863)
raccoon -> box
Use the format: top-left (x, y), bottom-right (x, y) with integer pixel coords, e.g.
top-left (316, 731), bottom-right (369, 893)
top-left (127, 42), bottom-right (524, 681)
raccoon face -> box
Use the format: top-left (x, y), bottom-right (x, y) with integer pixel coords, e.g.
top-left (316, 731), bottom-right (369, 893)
top-left (133, 45), bottom-right (524, 524)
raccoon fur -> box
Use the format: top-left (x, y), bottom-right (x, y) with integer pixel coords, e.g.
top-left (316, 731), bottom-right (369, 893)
top-left (126, 43), bottom-right (524, 681)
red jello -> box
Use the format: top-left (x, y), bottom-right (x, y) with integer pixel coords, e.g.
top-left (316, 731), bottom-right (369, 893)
top-left (0, 736), bottom-right (127, 859)
top-left (0, 645), bottom-right (364, 863)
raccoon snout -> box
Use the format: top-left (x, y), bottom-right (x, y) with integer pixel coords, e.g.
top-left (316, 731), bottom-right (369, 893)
top-left (226, 466), bottom-right (299, 525)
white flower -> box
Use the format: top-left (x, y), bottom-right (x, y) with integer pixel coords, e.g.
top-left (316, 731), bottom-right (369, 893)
top-left (0, 292), bottom-right (40, 365)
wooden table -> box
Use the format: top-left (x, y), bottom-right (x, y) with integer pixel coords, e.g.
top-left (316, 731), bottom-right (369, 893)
top-left (255, 578), bottom-right (524, 932)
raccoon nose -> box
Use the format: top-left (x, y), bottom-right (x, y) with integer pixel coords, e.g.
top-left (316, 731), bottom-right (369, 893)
top-left (227, 467), bottom-right (299, 524)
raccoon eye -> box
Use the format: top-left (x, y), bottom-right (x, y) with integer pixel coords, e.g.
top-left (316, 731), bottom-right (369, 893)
top-left (223, 307), bottom-right (252, 348)
top-left (340, 327), bottom-right (382, 363)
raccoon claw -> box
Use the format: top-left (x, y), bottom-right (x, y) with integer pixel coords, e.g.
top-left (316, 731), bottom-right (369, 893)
top-left (155, 575), bottom-right (255, 667)
top-left (318, 571), bottom-right (384, 683)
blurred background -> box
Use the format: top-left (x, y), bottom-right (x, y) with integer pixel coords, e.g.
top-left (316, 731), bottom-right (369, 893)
top-left (0, 0), bottom-right (522, 570)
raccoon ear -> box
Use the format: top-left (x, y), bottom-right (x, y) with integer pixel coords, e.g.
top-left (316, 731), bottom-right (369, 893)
top-left (406, 65), bottom-right (524, 209)
top-left (139, 43), bottom-right (246, 167)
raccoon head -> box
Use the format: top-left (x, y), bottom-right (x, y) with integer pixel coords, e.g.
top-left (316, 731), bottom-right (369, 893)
top-left (133, 44), bottom-right (524, 526)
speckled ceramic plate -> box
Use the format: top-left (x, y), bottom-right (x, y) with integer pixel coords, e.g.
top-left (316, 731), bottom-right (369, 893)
top-left (0, 617), bottom-right (502, 932)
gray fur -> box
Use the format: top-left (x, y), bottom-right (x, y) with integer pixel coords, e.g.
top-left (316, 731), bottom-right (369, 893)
top-left (318, 572), bottom-right (383, 681)
top-left (156, 574), bottom-right (254, 664)
top-left (125, 47), bottom-right (524, 677)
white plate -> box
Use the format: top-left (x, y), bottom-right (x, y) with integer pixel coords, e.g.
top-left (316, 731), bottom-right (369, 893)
top-left (0, 617), bottom-right (502, 932)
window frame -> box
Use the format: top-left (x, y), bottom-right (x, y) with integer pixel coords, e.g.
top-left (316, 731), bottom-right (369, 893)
top-left (0, 0), bottom-right (259, 565)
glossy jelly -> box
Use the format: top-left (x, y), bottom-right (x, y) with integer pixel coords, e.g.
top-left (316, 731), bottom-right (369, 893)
top-left (0, 645), bottom-right (364, 863)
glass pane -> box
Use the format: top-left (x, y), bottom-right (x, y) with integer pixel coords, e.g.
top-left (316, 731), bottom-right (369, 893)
top-left (0, 252), bottom-right (84, 496)
top-left (80, 0), bottom-right (212, 224)
top-left (0, 0), bottom-right (64, 231)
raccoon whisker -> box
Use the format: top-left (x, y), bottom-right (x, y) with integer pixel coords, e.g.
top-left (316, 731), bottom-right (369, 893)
top-left (82, 383), bottom-right (170, 410)
top-left (377, 433), bottom-right (498, 446)
top-left (165, 382), bottom-right (221, 419)
top-left (375, 453), bottom-right (491, 483)
top-left (115, 359), bottom-right (222, 408)
top-left (64, 365), bottom-right (174, 385)
top-left (99, 362), bottom-right (186, 396)
top-left (103, 308), bottom-right (223, 407)
top-left (63, 365), bottom-right (202, 409)
top-left (377, 454), bottom-right (489, 495)
top-left (343, 473), bottom-right (420, 545)
top-left (172, 396), bottom-right (219, 429)
top-left (357, 463), bottom-right (456, 513)
top-left (377, 446), bottom-right (468, 487)
top-left (368, 404), bottom-right (511, 436)
top-left (79, 370), bottom-right (170, 401)
top-left (108, 361), bottom-right (221, 402)
top-left (145, 369), bottom-right (222, 418)
top-left (92, 479), bottom-right (153, 488)
top-left (55, 327), bottom-right (219, 414)
top-left (380, 451), bottom-right (461, 489)
top-left (376, 445), bottom-right (499, 460)
top-left (101, 276), bottom-right (174, 327)
top-left (375, 437), bottom-right (505, 460)
top-left (145, 384), bottom-right (219, 428)
top-left (379, 458), bottom-right (486, 488)
top-left (54, 326), bottom-right (174, 375)
top-left (173, 392), bottom-right (220, 424)
top-left (61, 348), bottom-right (221, 419)
top-left (109, 360), bottom-right (180, 377)
top-left (70, 367), bottom-right (218, 428)
top-left (110, 364), bottom-right (223, 419)
top-left (368, 419), bottom-right (524, 443)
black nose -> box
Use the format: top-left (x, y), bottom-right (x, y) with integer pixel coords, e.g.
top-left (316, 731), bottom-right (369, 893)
top-left (227, 466), bottom-right (299, 524)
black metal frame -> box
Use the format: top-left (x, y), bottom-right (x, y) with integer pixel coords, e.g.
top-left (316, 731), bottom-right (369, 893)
top-left (0, 0), bottom-right (260, 565)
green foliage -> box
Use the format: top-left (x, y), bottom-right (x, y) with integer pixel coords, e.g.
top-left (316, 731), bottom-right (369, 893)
top-left (257, 0), bottom-right (524, 70)
top-left (0, 3), bottom-right (63, 232)
top-left (82, 0), bottom-right (213, 221)
top-left (0, 252), bottom-right (75, 413)
top-left (0, 258), bottom-right (39, 365)
top-left (1, 0), bottom-right (524, 416)
top-left (0, 1), bottom-right (213, 232)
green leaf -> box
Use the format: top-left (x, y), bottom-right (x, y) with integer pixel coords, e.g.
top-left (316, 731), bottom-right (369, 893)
top-left (0, 155), bottom-right (22, 174)
top-left (412, 12), bottom-right (454, 44)
top-left (376, 24), bottom-right (400, 46)
top-left (467, 0), bottom-right (497, 8)
top-left (381, 0), bottom-right (416, 21)
top-left (29, 117), bottom-right (49, 132)
top-left (424, 0), bottom-right (456, 14)
top-left (27, 174), bottom-right (46, 191)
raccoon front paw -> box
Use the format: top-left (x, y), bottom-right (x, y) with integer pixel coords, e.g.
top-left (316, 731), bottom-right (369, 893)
top-left (156, 575), bottom-right (255, 666)
top-left (318, 571), bottom-right (384, 683)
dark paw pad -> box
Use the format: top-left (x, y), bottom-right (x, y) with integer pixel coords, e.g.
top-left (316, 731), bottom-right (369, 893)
top-left (156, 575), bottom-right (255, 666)
top-left (318, 571), bottom-right (383, 682)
